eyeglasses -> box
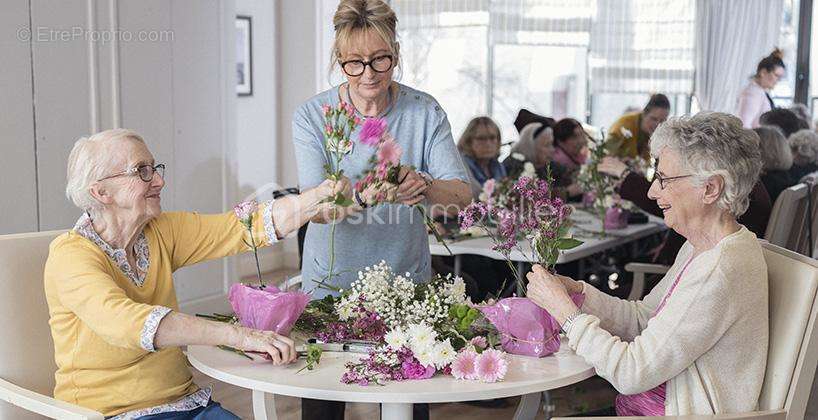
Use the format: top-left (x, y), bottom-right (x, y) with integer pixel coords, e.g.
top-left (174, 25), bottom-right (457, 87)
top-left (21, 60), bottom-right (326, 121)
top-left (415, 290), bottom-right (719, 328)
top-left (340, 55), bottom-right (393, 77)
top-left (98, 163), bottom-right (165, 183)
top-left (653, 171), bottom-right (692, 189)
top-left (472, 135), bottom-right (499, 143)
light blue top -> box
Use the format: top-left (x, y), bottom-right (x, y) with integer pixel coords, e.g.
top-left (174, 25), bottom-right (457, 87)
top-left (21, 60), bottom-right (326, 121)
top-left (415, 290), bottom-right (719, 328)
top-left (292, 82), bottom-right (469, 298)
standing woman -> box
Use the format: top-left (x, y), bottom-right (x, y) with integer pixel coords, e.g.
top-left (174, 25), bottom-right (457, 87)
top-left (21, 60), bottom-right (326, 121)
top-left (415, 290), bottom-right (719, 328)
top-left (736, 49), bottom-right (786, 129)
top-left (292, 0), bottom-right (471, 418)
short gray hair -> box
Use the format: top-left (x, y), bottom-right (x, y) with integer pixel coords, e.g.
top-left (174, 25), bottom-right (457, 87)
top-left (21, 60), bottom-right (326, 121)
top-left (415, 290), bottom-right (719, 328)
top-left (789, 129), bottom-right (818, 164)
top-left (755, 125), bottom-right (793, 171)
top-left (65, 128), bottom-right (145, 210)
top-left (510, 122), bottom-right (552, 163)
top-left (650, 112), bottom-right (762, 217)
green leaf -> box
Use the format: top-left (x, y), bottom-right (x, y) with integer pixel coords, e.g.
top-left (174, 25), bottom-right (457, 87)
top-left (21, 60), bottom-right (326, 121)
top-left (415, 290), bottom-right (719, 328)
top-left (557, 223), bottom-right (571, 238)
top-left (556, 238), bottom-right (583, 250)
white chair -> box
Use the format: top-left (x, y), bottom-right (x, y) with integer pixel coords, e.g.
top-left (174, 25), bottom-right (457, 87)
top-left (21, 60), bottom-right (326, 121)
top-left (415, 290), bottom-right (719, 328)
top-left (0, 230), bottom-right (104, 420)
top-left (556, 241), bottom-right (818, 420)
top-left (765, 183), bottom-right (811, 254)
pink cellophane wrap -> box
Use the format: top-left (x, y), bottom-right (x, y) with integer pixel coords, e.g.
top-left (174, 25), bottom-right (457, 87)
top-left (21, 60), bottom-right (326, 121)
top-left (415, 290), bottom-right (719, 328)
top-left (479, 294), bottom-right (585, 357)
top-left (228, 283), bottom-right (310, 335)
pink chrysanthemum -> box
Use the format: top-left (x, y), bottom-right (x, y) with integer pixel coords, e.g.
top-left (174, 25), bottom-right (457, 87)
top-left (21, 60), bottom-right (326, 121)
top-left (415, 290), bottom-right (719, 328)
top-left (451, 350), bottom-right (478, 380)
top-left (233, 200), bottom-right (258, 223)
top-left (377, 137), bottom-right (402, 166)
top-left (475, 349), bottom-right (508, 383)
top-left (359, 117), bottom-right (387, 146)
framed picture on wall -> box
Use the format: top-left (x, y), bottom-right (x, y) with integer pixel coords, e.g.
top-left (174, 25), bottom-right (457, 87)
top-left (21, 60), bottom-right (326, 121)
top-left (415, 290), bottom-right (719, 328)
top-left (236, 15), bottom-right (253, 96)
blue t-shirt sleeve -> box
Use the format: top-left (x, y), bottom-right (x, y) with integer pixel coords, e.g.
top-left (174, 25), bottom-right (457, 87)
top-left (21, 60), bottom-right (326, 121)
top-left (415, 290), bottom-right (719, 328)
top-left (425, 112), bottom-right (469, 182)
top-left (292, 104), bottom-right (328, 190)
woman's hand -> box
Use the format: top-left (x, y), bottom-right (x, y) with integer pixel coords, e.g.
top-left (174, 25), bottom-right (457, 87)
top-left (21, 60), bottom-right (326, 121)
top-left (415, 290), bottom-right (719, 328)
top-left (526, 265), bottom-right (579, 325)
top-left (236, 327), bottom-right (297, 366)
top-left (311, 176), bottom-right (361, 223)
top-left (395, 166), bottom-right (429, 206)
top-left (597, 157), bottom-right (628, 179)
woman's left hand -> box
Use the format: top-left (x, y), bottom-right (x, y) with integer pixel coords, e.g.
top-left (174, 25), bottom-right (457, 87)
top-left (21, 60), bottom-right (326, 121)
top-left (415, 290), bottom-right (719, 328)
top-left (396, 166), bottom-right (429, 205)
top-left (526, 264), bottom-right (579, 325)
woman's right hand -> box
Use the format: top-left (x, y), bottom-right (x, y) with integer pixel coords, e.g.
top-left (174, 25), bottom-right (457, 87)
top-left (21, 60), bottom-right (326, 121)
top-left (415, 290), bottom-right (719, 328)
top-left (597, 157), bottom-right (628, 178)
top-left (310, 176), bottom-right (361, 223)
top-left (235, 327), bottom-right (297, 366)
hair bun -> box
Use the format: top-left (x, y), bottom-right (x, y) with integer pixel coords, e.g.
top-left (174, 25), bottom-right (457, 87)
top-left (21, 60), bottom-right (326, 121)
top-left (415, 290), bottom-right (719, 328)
top-left (770, 48), bottom-right (784, 60)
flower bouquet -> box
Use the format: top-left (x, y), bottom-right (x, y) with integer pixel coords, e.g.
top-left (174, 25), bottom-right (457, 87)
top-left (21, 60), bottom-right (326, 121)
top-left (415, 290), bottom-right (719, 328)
top-left (225, 201), bottom-right (309, 335)
top-left (294, 261), bottom-right (510, 385)
top-left (458, 176), bottom-right (584, 357)
top-left (577, 130), bottom-right (616, 235)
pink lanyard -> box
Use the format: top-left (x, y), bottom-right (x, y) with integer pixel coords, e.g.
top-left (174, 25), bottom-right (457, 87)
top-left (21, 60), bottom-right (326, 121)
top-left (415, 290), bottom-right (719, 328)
top-left (654, 256), bottom-right (694, 315)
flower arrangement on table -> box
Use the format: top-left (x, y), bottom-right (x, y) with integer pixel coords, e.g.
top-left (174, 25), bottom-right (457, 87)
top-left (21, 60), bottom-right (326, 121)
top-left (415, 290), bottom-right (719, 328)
top-left (294, 261), bottom-right (509, 385)
top-left (577, 129), bottom-right (617, 235)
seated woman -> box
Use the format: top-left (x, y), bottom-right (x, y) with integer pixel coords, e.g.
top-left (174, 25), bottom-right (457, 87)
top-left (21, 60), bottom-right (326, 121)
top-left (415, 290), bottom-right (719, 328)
top-left (551, 118), bottom-right (589, 175)
top-left (788, 129), bottom-right (818, 182)
top-left (45, 129), bottom-right (357, 419)
top-left (605, 93), bottom-right (670, 161)
top-left (457, 116), bottom-right (507, 199)
top-left (503, 122), bottom-right (582, 198)
top-left (527, 112), bottom-right (768, 416)
top-left (756, 125), bottom-right (795, 203)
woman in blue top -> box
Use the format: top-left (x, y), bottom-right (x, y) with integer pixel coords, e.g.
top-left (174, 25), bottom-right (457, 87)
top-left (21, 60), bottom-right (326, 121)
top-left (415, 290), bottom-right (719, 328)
top-left (457, 116), bottom-right (508, 199)
top-left (292, 2), bottom-right (471, 417)
top-left (293, 0), bottom-right (471, 299)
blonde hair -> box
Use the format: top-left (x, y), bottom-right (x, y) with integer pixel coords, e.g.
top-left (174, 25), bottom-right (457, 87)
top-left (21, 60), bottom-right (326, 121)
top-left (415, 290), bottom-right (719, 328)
top-left (457, 116), bottom-right (502, 158)
top-left (65, 128), bottom-right (145, 210)
top-left (331, 0), bottom-right (400, 74)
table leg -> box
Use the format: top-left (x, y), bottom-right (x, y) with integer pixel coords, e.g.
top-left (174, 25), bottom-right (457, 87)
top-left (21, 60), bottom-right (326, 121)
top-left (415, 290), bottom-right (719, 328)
top-left (513, 392), bottom-right (541, 420)
top-left (252, 390), bottom-right (277, 420)
top-left (453, 255), bottom-right (462, 277)
top-left (381, 402), bottom-right (413, 420)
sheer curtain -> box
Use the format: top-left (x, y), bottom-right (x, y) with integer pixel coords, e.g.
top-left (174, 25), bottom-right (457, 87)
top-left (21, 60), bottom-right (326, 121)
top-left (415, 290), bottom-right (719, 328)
top-left (694, 0), bottom-right (784, 113)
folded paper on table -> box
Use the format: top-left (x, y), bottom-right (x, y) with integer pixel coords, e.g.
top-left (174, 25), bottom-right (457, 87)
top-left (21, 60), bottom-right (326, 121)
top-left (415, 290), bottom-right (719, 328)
top-left (228, 283), bottom-right (310, 335)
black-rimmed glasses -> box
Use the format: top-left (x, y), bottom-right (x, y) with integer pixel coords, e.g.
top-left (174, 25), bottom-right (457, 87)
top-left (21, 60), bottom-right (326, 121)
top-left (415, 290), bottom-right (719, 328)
top-left (653, 171), bottom-right (692, 189)
top-left (98, 163), bottom-right (165, 183)
top-left (340, 55), bottom-right (393, 77)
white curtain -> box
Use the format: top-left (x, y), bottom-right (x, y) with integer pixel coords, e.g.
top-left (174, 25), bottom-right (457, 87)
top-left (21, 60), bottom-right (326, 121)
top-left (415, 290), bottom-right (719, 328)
top-left (694, 0), bottom-right (784, 113)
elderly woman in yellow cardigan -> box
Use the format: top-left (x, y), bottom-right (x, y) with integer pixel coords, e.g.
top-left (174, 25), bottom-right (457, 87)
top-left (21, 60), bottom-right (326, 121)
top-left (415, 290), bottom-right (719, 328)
top-left (44, 129), bottom-right (356, 419)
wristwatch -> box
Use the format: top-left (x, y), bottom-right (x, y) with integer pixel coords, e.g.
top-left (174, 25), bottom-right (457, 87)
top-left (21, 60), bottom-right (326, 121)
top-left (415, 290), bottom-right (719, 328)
top-left (561, 309), bottom-right (583, 335)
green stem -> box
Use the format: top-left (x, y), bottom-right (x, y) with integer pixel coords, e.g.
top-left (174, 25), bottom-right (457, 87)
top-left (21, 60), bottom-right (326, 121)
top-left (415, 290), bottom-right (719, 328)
top-left (249, 227), bottom-right (264, 286)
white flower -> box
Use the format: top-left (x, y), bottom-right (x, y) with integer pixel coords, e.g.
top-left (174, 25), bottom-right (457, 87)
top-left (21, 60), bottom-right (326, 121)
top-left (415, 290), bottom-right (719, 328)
top-left (432, 339), bottom-right (457, 368)
top-left (337, 304), bottom-right (354, 321)
top-left (407, 323), bottom-right (437, 352)
top-left (620, 127), bottom-right (633, 138)
top-left (384, 327), bottom-right (408, 350)
top-left (414, 346), bottom-right (436, 367)
top-left (522, 162), bottom-right (536, 179)
top-left (511, 152), bottom-right (525, 161)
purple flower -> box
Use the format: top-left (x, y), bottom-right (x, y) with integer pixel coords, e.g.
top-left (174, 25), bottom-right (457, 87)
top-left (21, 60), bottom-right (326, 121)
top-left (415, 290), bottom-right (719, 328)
top-left (458, 202), bottom-right (489, 230)
top-left (359, 117), bottom-right (388, 146)
top-left (401, 359), bottom-right (436, 380)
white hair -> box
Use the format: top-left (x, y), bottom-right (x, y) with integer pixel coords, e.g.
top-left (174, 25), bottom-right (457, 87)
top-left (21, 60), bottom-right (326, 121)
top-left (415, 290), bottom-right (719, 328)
top-left (65, 128), bottom-right (145, 211)
top-left (511, 122), bottom-right (552, 163)
top-left (650, 112), bottom-right (762, 217)
top-left (789, 129), bottom-right (818, 164)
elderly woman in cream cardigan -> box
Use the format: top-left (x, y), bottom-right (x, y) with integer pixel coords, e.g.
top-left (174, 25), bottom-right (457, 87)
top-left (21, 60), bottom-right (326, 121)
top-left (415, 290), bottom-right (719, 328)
top-left (527, 112), bottom-right (769, 416)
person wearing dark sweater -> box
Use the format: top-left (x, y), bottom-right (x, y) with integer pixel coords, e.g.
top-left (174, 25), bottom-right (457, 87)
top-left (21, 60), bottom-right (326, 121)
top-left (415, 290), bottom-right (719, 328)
top-left (755, 126), bottom-right (796, 204)
top-left (789, 129), bottom-right (818, 182)
top-left (598, 157), bottom-right (772, 265)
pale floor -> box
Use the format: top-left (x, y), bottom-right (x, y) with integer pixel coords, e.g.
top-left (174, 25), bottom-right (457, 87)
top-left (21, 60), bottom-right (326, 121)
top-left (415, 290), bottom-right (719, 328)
top-left (209, 270), bottom-right (617, 419)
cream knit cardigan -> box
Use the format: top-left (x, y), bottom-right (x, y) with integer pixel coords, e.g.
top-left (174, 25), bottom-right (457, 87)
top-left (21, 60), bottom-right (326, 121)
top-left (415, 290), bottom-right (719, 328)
top-left (567, 227), bottom-right (769, 415)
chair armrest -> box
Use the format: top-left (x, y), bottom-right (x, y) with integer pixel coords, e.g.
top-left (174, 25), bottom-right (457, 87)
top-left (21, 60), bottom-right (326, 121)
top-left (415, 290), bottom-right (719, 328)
top-left (0, 377), bottom-right (104, 420)
top-left (624, 262), bottom-right (670, 275)
top-left (282, 274), bottom-right (302, 291)
top-left (553, 409), bottom-right (786, 420)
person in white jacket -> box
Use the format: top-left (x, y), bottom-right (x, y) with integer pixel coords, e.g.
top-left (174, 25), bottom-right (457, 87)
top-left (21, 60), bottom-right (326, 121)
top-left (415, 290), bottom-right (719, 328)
top-left (736, 49), bottom-right (786, 129)
top-left (527, 112), bottom-right (768, 416)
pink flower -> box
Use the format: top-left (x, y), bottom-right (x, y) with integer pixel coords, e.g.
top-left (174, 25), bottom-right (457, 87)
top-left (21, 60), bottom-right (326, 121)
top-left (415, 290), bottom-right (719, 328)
top-left (324, 124), bottom-right (333, 136)
top-left (401, 359), bottom-right (436, 380)
top-left (469, 336), bottom-right (487, 350)
top-left (377, 137), bottom-right (402, 167)
top-left (451, 350), bottom-right (478, 380)
top-left (359, 117), bottom-right (388, 146)
top-left (475, 349), bottom-right (508, 383)
top-left (482, 179), bottom-right (496, 200)
top-left (233, 200), bottom-right (258, 224)
top-left (322, 104), bottom-right (331, 116)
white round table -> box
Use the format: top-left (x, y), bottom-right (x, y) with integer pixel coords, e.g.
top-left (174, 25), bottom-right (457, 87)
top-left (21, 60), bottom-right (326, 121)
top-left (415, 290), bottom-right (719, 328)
top-left (187, 340), bottom-right (594, 420)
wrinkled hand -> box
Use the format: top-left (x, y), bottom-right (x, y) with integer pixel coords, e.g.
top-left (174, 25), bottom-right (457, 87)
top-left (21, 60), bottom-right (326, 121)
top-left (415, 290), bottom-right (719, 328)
top-left (237, 328), bottom-right (297, 366)
top-left (597, 157), bottom-right (628, 178)
top-left (312, 176), bottom-right (359, 223)
top-left (526, 265), bottom-right (579, 325)
top-left (396, 166), bottom-right (428, 206)
top-left (360, 181), bottom-right (398, 206)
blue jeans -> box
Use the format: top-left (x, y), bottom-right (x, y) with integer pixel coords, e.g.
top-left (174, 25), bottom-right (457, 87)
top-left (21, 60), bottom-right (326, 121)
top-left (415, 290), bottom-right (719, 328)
top-left (134, 400), bottom-right (240, 420)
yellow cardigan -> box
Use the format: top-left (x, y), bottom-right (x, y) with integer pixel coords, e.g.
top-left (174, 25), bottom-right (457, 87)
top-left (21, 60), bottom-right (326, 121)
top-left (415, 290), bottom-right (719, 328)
top-left (605, 112), bottom-right (651, 160)
top-left (44, 206), bottom-right (272, 416)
